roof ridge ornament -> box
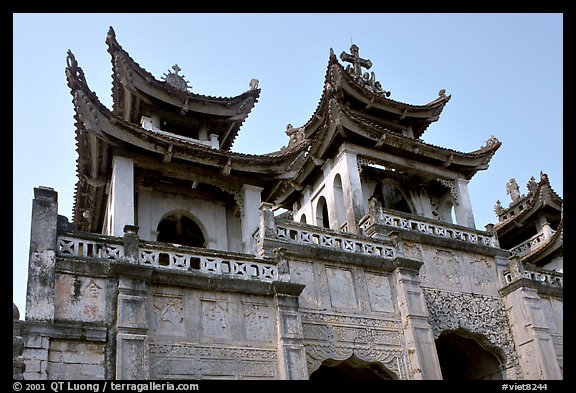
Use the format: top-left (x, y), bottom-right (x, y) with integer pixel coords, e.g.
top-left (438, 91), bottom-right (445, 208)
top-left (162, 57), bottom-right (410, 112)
top-left (66, 50), bottom-right (87, 85)
top-left (162, 64), bottom-right (192, 92)
top-left (340, 44), bottom-right (391, 97)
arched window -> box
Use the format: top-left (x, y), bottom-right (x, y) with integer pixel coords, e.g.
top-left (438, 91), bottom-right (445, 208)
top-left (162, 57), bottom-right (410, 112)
top-left (333, 174), bottom-right (346, 228)
top-left (300, 214), bottom-right (307, 224)
top-left (156, 213), bottom-right (206, 248)
top-left (316, 196), bottom-right (330, 228)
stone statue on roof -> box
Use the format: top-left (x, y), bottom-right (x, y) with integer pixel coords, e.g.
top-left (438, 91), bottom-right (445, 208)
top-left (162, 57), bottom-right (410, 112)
top-left (506, 178), bottom-right (521, 205)
top-left (285, 123), bottom-right (305, 146)
top-left (494, 200), bottom-right (503, 216)
top-left (527, 176), bottom-right (538, 194)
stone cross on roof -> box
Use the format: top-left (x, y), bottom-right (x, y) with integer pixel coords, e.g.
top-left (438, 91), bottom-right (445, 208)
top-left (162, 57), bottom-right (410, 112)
top-left (162, 64), bottom-right (191, 92)
top-left (340, 44), bottom-right (373, 77)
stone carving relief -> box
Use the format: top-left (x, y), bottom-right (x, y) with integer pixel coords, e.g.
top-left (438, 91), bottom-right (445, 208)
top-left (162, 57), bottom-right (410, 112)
top-left (365, 272), bottom-right (395, 313)
top-left (55, 275), bottom-right (106, 322)
top-left (149, 342), bottom-right (278, 379)
top-left (301, 310), bottom-right (404, 379)
top-left (151, 295), bottom-right (184, 335)
top-left (244, 303), bottom-right (272, 342)
top-left (422, 288), bottom-right (520, 373)
top-left (201, 300), bottom-right (231, 339)
top-left (401, 241), bottom-right (423, 261)
top-left (304, 338), bottom-right (402, 379)
top-left (325, 267), bottom-right (358, 309)
top-left (432, 249), bottom-right (462, 290)
top-left (290, 261), bottom-right (318, 309)
top-left (468, 256), bottom-right (496, 291)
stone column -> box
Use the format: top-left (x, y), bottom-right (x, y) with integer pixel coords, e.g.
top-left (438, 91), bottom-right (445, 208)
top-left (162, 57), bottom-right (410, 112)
top-left (26, 187), bottom-right (59, 322)
top-left (500, 259), bottom-right (562, 379)
top-left (272, 282), bottom-right (308, 380)
top-left (335, 147), bottom-right (366, 234)
top-left (241, 184), bottom-right (263, 254)
top-left (393, 266), bottom-right (443, 380)
top-left (452, 177), bottom-right (476, 228)
top-left (107, 156), bottom-right (135, 237)
top-left (24, 186), bottom-right (59, 379)
top-left (114, 225), bottom-right (149, 380)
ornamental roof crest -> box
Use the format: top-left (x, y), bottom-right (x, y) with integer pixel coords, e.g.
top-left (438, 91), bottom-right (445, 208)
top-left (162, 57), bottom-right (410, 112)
top-left (162, 64), bottom-right (192, 92)
top-left (340, 44), bottom-right (391, 97)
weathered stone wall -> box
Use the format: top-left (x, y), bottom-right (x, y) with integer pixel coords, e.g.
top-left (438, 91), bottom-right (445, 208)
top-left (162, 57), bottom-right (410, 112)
top-left (539, 295), bottom-right (563, 374)
top-left (288, 256), bottom-right (405, 378)
top-left (413, 241), bottom-right (505, 296)
top-left (55, 274), bottom-right (108, 323)
top-left (147, 285), bottom-right (278, 379)
top-left (47, 340), bottom-right (106, 380)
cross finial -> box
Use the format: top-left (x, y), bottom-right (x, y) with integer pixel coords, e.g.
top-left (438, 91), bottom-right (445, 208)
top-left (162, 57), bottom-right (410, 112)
top-left (340, 44), bottom-right (372, 77)
top-left (172, 64), bottom-right (181, 74)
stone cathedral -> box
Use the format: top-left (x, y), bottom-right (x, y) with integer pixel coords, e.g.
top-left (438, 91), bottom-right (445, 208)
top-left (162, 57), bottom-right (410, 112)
top-left (13, 27), bottom-right (563, 380)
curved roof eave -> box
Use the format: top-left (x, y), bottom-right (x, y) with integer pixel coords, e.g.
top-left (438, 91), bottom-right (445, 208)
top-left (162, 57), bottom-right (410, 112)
top-left (66, 52), bottom-right (308, 176)
top-left (106, 26), bottom-right (261, 109)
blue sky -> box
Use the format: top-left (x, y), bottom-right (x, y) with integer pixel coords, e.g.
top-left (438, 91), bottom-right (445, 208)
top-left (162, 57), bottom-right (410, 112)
top-left (13, 13), bottom-right (563, 315)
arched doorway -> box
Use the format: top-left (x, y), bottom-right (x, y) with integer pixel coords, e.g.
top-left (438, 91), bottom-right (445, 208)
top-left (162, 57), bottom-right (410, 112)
top-left (435, 330), bottom-right (504, 380)
top-left (309, 354), bottom-right (397, 380)
top-left (156, 213), bottom-right (206, 248)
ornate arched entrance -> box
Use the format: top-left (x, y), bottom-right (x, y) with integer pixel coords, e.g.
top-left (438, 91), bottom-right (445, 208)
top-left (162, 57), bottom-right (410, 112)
top-left (309, 354), bottom-right (397, 380)
top-left (435, 329), bottom-right (504, 380)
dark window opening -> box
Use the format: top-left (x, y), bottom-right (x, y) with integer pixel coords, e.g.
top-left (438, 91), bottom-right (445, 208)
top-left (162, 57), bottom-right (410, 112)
top-left (156, 214), bottom-right (205, 248)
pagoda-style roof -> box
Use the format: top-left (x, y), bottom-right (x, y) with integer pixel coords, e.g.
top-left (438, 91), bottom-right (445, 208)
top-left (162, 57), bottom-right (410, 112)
top-left (329, 46), bottom-right (452, 139)
top-left (268, 45), bottom-right (501, 206)
top-left (65, 49), bottom-right (308, 232)
top-left (493, 173), bottom-right (563, 268)
top-left (494, 173), bottom-right (563, 236)
top-left (65, 35), bottom-right (503, 230)
top-left (105, 27), bottom-right (260, 151)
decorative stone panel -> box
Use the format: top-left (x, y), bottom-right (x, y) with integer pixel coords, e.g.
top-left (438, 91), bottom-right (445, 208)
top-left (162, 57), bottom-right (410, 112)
top-left (422, 288), bottom-right (520, 374)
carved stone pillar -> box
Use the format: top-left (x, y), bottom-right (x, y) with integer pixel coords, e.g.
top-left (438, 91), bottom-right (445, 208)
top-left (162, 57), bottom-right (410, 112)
top-left (272, 282), bottom-right (307, 380)
top-left (114, 226), bottom-right (149, 379)
top-left (452, 177), bottom-right (476, 228)
top-left (393, 266), bottom-right (442, 379)
top-left (500, 259), bottom-right (562, 379)
top-left (335, 147), bottom-right (365, 234)
top-left (257, 202), bottom-right (277, 258)
top-left (106, 156), bottom-right (135, 237)
top-left (241, 184), bottom-right (263, 254)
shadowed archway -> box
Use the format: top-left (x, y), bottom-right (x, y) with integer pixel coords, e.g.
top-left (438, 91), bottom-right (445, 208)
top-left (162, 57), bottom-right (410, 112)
top-left (156, 213), bottom-right (205, 248)
top-left (435, 330), bottom-right (504, 380)
top-left (309, 354), bottom-right (397, 380)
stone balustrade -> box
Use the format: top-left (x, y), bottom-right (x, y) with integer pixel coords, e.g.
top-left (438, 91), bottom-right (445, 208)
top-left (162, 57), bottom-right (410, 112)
top-left (503, 268), bottom-right (563, 288)
top-left (58, 235), bottom-right (125, 261)
top-left (57, 234), bottom-right (277, 282)
top-left (364, 207), bottom-right (496, 247)
top-left (273, 222), bottom-right (396, 259)
top-left (510, 227), bottom-right (556, 258)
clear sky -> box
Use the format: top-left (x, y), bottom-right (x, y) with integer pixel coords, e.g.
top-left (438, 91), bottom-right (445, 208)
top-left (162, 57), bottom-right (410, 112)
top-left (13, 13), bottom-right (563, 316)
